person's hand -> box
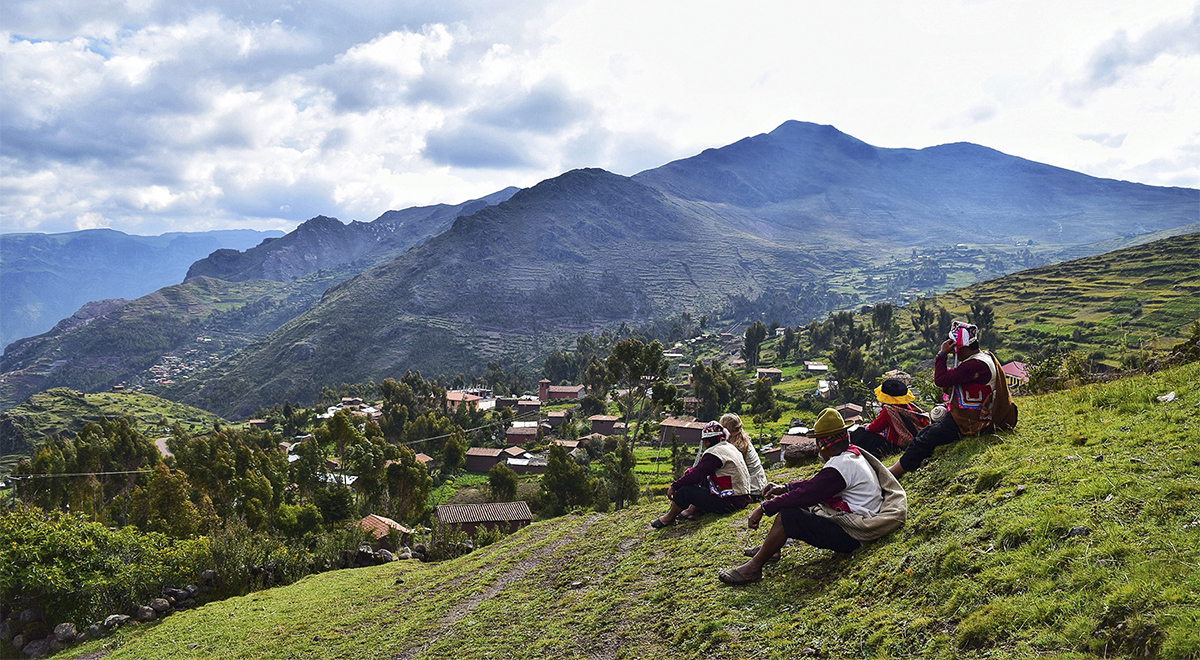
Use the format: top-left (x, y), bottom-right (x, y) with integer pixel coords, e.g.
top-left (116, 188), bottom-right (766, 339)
top-left (940, 338), bottom-right (956, 355)
top-left (764, 483), bottom-right (787, 498)
top-left (666, 485), bottom-right (675, 499)
top-left (747, 505), bottom-right (764, 530)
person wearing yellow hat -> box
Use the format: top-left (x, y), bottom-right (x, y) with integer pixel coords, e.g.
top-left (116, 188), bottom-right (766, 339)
top-left (850, 379), bottom-right (930, 459)
top-left (718, 408), bottom-right (907, 585)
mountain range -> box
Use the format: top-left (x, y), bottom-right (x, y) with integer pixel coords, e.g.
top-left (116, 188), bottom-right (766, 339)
top-left (0, 190), bottom-right (521, 411)
top-left (0, 228), bottom-right (281, 349)
top-left (184, 187), bottom-right (518, 283)
top-left (3, 121), bottom-right (1197, 417)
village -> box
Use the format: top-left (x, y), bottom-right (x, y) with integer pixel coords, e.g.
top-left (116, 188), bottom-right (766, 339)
top-left (232, 326), bottom-right (1032, 555)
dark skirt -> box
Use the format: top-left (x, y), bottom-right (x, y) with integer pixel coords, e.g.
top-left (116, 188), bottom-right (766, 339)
top-left (671, 484), bottom-right (752, 515)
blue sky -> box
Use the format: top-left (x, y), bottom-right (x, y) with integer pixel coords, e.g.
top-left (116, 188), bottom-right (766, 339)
top-left (2, 0), bottom-right (1198, 236)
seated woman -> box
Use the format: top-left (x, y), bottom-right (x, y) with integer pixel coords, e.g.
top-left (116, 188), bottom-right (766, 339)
top-left (718, 408), bottom-right (907, 584)
top-left (651, 421), bottom-right (752, 528)
top-left (850, 379), bottom-right (929, 459)
top-left (679, 413), bottom-right (768, 521)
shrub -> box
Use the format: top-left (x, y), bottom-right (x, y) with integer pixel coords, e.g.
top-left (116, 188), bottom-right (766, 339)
top-left (0, 505), bottom-right (209, 627)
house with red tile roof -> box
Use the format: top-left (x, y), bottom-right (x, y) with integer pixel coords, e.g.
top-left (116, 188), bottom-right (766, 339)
top-left (357, 514), bottom-right (413, 550)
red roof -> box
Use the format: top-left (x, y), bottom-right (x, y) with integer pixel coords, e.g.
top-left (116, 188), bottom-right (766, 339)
top-left (357, 514), bottom-right (412, 539)
top-left (660, 417), bottom-right (705, 429)
top-left (1002, 361), bottom-right (1029, 382)
top-left (466, 447), bottom-right (503, 457)
top-left (414, 453), bottom-right (434, 464)
top-left (435, 502), bottom-right (533, 525)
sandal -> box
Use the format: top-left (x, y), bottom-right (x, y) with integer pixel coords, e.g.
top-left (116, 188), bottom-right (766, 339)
top-left (677, 511), bottom-right (698, 521)
top-left (742, 545), bottom-right (781, 562)
top-left (649, 518), bottom-right (674, 529)
top-left (718, 567), bottom-right (763, 585)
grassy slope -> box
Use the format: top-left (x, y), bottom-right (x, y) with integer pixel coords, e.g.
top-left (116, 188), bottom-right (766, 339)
top-left (66, 362), bottom-right (1200, 660)
top-left (894, 232), bottom-right (1200, 364)
top-left (0, 388), bottom-right (224, 477)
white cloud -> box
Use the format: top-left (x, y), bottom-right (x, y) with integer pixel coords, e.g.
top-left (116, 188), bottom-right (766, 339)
top-left (0, 0), bottom-right (1197, 236)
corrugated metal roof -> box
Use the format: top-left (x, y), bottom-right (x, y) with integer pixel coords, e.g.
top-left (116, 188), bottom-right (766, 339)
top-left (435, 501), bottom-right (533, 524)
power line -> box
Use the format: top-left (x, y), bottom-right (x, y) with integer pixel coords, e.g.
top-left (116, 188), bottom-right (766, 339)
top-left (7, 469), bottom-right (158, 481)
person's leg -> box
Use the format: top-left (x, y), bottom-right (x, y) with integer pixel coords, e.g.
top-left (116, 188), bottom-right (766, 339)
top-left (780, 508), bottom-right (861, 554)
top-left (850, 427), bottom-right (894, 460)
top-left (891, 415), bottom-right (960, 475)
top-left (681, 486), bottom-right (745, 515)
top-left (733, 514), bottom-right (790, 577)
top-left (655, 500), bottom-right (684, 525)
top-left (657, 484), bottom-right (707, 524)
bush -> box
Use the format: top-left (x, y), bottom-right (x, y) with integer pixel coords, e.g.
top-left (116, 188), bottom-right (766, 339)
top-left (0, 505), bottom-right (210, 627)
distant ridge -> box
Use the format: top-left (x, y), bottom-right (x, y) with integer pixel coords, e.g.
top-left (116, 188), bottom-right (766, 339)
top-left (0, 227), bottom-right (281, 349)
top-left (184, 188), bottom-right (520, 283)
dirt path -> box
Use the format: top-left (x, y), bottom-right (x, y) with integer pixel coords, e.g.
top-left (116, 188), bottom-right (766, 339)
top-left (390, 514), bottom-right (602, 660)
top-left (153, 436), bottom-right (173, 458)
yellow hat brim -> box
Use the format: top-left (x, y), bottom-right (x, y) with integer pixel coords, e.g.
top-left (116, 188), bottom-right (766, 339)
top-left (875, 385), bottom-right (915, 405)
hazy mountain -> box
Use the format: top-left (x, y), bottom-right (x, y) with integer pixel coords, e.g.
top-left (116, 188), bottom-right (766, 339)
top-left (0, 228), bottom-right (281, 349)
top-left (157, 121), bottom-right (1197, 417)
top-left (184, 188), bottom-right (520, 283)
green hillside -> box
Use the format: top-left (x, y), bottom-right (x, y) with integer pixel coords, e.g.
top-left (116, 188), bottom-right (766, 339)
top-left (922, 232), bottom-right (1200, 362)
top-left (66, 362), bottom-right (1200, 660)
top-left (0, 388), bottom-right (224, 477)
top-left (0, 276), bottom-right (331, 412)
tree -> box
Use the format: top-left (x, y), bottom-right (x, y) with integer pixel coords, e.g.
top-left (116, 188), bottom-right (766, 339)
top-left (603, 436), bottom-right (639, 510)
top-left (543, 350), bottom-right (577, 383)
top-left (969, 301), bottom-right (996, 345)
top-left (314, 485), bottom-right (355, 525)
top-left (386, 448), bottom-right (433, 520)
top-left (750, 377), bottom-right (776, 418)
top-left (742, 321), bottom-right (768, 368)
top-left (911, 300), bottom-right (940, 346)
top-left (583, 356), bottom-right (609, 397)
top-left (441, 430), bottom-right (467, 473)
top-left (937, 307), bottom-right (954, 341)
top-left (325, 410), bottom-right (362, 457)
top-left (127, 465), bottom-right (202, 537)
top-left (540, 444), bottom-right (594, 515)
top-left (872, 302), bottom-right (896, 363)
top-left (344, 434), bottom-right (396, 508)
top-left (488, 463), bottom-right (518, 502)
top-left (606, 338), bottom-right (667, 444)
top-left (690, 362), bottom-right (746, 420)
top-left (779, 327), bottom-right (797, 363)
